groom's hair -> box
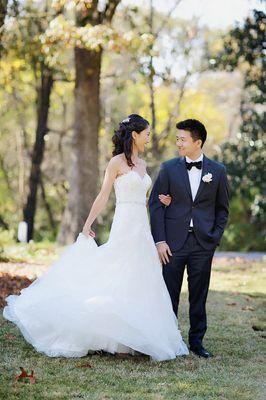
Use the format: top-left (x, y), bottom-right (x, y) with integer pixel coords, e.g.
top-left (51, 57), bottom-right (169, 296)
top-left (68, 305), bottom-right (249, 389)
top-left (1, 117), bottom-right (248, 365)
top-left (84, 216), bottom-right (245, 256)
top-left (176, 119), bottom-right (207, 148)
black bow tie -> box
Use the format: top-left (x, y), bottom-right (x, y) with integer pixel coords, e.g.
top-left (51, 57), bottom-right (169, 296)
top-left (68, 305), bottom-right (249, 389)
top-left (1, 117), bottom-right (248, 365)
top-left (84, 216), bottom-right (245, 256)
top-left (185, 161), bottom-right (202, 170)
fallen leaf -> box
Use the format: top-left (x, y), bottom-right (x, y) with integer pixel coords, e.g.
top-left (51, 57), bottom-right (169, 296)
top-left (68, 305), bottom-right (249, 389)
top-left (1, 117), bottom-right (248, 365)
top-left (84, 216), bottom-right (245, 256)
top-left (76, 363), bottom-right (92, 368)
top-left (15, 367), bottom-right (28, 381)
top-left (15, 367), bottom-right (36, 384)
top-left (28, 371), bottom-right (36, 384)
top-left (0, 273), bottom-right (33, 307)
top-left (4, 333), bottom-right (16, 340)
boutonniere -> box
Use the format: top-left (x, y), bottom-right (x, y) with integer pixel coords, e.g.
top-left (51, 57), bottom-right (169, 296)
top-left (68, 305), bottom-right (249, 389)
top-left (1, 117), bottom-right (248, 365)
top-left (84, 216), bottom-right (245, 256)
top-left (202, 172), bottom-right (212, 183)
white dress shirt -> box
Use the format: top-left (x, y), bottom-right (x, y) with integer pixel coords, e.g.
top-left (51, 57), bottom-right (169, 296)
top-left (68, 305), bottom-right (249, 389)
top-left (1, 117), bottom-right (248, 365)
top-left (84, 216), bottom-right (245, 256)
top-left (156, 153), bottom-right (203, 245)
top-left (185, 153), bottom-right (204, 227)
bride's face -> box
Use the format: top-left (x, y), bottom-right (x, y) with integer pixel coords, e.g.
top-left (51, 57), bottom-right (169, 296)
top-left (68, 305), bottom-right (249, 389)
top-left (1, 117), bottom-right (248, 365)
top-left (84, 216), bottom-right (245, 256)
top-left (133, 126), bottom-right (151, 152)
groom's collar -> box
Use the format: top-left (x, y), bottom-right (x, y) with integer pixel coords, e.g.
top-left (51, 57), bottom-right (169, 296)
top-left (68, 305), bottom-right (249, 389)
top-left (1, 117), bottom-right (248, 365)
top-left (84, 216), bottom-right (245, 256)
top-left (185, 153), bottom-right (204, 163)
top-left (176, 154), bottom-right (211, 166)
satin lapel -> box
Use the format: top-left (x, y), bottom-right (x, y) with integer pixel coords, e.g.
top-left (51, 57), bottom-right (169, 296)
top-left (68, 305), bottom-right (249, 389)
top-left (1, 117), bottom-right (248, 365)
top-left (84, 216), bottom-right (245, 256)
top-left (194, 155), bottom-right (211, 202)
top-left (178, 157), bottom-right (192, 200)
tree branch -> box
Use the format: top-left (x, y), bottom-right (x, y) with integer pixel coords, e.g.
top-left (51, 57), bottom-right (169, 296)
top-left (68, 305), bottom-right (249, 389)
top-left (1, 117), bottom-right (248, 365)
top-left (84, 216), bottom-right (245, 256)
top-left (156, 69), bottom-right (190, 143)
top-left (154, 0), bottom-right (183, 39)
top-left (102, 0), bottom-right (121, 23)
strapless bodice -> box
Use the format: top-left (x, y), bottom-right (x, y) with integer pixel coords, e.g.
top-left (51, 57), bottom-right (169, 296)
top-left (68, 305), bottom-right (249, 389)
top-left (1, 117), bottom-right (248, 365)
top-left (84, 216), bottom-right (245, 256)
top-left (114, 170), bottom-right (152, 205)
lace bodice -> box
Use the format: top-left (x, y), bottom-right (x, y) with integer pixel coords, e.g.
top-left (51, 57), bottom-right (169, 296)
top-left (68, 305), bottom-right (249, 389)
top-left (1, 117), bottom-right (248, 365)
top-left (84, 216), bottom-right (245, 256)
top-left (114, 170), bottom-right (152, 205)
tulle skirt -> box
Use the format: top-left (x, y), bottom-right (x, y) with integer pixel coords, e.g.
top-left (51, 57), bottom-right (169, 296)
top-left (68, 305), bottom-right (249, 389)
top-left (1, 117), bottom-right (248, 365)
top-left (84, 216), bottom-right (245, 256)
top-left (3, 227), bottom-right (188, 361)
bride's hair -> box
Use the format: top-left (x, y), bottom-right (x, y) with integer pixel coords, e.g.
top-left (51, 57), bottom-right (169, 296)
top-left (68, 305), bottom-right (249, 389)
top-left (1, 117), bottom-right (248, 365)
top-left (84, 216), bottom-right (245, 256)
top-left (112, 114), bottom-right (149, 167)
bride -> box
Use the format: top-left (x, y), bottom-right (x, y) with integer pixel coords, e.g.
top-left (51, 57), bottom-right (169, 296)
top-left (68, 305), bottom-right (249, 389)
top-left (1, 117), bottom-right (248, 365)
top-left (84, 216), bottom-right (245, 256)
top-left (3, 114), bottom-right (188, 361)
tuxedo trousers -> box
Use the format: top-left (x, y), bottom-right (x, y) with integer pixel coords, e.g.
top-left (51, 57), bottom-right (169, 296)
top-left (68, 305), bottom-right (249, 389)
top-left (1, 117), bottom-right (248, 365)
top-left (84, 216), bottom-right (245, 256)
top-left (163, 231), bottom-right (215, 349)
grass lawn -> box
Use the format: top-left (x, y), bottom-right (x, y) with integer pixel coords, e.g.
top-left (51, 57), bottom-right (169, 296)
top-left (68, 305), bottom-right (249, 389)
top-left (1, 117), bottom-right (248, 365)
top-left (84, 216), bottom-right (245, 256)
top-left (0, 251), bottom-right (265, 400)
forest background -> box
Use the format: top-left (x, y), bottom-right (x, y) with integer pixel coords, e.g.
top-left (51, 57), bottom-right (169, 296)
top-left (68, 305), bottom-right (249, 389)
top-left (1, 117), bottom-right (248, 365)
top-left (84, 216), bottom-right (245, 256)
top-left (0, 0), bottom-right (265, 251)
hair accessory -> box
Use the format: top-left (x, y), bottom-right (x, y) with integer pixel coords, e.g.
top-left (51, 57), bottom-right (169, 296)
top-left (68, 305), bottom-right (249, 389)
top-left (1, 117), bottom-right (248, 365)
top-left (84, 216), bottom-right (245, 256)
top-left (121, 117), bottom-right (130, 123)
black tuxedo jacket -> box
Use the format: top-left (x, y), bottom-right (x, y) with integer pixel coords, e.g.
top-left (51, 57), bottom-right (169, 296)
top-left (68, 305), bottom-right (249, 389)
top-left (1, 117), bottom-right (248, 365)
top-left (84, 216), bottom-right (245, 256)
top-left (148, 155), bottom-right (229, 251)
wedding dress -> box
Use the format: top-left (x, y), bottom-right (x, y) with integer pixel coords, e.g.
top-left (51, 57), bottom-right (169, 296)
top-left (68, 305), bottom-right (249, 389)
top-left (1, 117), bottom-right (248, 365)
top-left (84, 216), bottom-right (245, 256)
top-left (3, 170), bottom-right (188, 361)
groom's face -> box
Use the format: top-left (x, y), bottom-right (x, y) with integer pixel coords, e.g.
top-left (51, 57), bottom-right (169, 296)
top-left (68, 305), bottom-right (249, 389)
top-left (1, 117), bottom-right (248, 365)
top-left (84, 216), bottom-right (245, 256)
top-left (176, 129), bottom-right (202, 158)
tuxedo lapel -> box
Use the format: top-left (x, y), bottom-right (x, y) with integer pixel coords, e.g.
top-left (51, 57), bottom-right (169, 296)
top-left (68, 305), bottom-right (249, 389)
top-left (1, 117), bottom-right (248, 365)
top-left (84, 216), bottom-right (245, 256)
top-left (177, 158), bottom-right (193, 200)
top-left (194, 155), bottom-right (212, 202)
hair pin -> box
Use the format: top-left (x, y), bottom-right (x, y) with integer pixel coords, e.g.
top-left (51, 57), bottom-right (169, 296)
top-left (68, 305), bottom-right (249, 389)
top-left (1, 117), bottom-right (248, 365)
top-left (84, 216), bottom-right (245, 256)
top-left (121, 117), bottom-right (130, 123)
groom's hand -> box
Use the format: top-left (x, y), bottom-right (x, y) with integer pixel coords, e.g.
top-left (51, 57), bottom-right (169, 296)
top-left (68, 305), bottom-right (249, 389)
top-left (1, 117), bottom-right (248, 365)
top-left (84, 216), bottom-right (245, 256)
top-left (156, 242), bottom-right (172, 265)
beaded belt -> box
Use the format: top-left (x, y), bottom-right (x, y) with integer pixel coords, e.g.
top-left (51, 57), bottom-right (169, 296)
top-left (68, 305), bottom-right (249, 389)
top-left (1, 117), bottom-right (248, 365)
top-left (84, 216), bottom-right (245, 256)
top-left (116, 200), bottom-right (146, 206)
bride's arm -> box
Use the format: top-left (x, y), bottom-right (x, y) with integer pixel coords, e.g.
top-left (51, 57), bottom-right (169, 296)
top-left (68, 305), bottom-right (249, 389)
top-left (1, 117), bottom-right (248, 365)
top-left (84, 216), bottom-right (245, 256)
top-left (82, 158), bottom-right (118, 238)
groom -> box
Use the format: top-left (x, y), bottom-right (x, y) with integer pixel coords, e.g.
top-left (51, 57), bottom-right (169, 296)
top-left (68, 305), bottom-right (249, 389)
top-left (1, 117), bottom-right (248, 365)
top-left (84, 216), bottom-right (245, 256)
top-left (149, 119), bottom-right (229, 358)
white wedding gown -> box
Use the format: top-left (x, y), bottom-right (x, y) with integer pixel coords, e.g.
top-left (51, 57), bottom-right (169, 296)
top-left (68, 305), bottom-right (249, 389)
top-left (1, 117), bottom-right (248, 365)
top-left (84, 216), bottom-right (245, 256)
top-left (3, 170), bottom-right (188, 361)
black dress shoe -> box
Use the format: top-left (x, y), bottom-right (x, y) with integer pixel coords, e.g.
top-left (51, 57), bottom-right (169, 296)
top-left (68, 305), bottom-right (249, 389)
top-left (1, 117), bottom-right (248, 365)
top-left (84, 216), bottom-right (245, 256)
top-left (190, 346), bottom-right (213, 358)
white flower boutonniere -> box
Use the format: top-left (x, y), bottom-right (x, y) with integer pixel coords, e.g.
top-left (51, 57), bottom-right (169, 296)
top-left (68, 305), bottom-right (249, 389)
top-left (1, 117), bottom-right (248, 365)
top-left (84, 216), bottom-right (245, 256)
top-left (202, 173), bottom-right (213, 183)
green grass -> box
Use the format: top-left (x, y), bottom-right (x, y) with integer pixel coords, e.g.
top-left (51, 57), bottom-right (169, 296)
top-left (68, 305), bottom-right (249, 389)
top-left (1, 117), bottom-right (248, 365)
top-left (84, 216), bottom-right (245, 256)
top-left (0, 258), bottom-right (265, 400)
top-left (1, 241), bottom-right (60, 264)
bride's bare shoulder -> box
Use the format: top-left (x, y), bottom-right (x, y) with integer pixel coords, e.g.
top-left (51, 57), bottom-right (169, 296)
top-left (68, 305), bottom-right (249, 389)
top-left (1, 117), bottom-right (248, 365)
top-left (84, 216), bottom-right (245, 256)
top-left (108, 154), bottom-right (124, 166)
top-left (106, 154), bottom-right (125, 174)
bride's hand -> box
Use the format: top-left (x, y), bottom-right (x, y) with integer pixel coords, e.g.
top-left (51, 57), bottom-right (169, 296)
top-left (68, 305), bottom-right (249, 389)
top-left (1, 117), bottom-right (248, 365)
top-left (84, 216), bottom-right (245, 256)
top-left (82, 226), bottom-right (96, 238)
top-left (159, 194), bottom-right (172, 206)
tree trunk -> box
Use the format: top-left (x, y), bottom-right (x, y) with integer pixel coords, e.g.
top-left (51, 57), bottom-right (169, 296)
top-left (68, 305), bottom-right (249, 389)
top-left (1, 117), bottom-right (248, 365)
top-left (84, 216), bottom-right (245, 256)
top-left (0, 0), bottom-right (8, 57)
top-left (0, 1), bottom-right (7, 31)
top-left (40, 175), bottom-right (56, 236)
top-left (58, 47), bottom-right (102, 245)
top-left (23, 68), bottom-right (53, 241)
top-left (58, 0), bottom-right (120, 245)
